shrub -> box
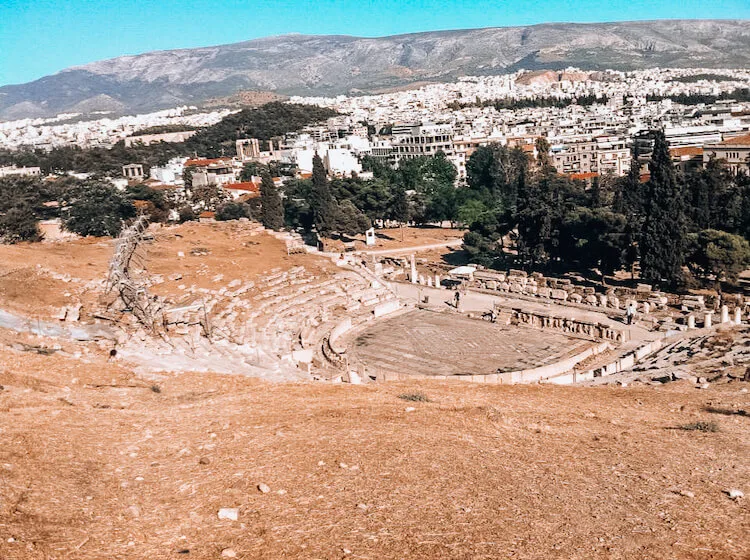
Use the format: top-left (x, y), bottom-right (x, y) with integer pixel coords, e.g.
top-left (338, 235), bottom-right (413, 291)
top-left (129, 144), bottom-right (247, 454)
top-left (216, 201), bottom-right (249, 221)
top-left (398, 392), bottom-right (430, 402)
top-left (678, 421), bottom-right (719, 433)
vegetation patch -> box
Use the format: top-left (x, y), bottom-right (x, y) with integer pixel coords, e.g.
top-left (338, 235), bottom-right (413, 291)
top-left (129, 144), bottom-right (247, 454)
top-left (398, 391), bottom-right (431, 402)
top-left (677, 421), bottom-right (719, 433)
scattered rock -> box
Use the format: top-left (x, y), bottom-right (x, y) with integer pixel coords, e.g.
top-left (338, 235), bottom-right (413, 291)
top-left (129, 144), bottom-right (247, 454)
top-left (357, 503), bottom-right (368, 510)
top-left (339, 462), bottom-right (348, 469)
top-left (218, 507), bottom-right (239, 521)
top-left (257, 483), bottom-right (271, 494)
top-left (221, 548), bottom-right (237, 558)
top-left (317, 460), bottom-right (326, 466)
top-left (198, 457), bottom-right (210, 465)
top-left (405, 407), bottom-right (416, 412)
top-left (724, 489), bottom-right (744, 500)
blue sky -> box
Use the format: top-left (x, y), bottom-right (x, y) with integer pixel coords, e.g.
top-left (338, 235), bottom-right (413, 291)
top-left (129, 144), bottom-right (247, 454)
top-left (1, 0), bottom-right (748, 86)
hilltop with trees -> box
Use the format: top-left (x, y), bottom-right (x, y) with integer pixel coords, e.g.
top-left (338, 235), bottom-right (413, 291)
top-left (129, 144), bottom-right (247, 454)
top-left (0, 102), bottom-right (338, 176)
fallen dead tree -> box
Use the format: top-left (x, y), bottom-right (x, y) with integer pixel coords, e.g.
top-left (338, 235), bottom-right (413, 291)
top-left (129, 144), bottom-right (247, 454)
top-left (105, 216), bottom-right (164, 331)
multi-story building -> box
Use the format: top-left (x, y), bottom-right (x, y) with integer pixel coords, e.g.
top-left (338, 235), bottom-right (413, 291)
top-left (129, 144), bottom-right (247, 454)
top-left (595, 136), bottom-right (630, 176)
top-left (703, 133), bottom-right (750, 174)
top-left (550, 136), bottom-right (630, 176)
top-left (392, 123), bottom-right (454, 162)
top-left (185, 157), bottom-right (236, 187)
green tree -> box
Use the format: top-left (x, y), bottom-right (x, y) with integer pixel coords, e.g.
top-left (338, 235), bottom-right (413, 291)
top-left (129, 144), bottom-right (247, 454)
top-left (335, 200), bottom-right (371, 236)
top-left (216, 201), bottom-right (249, 221)
top-left (686, 229), bottom-right (750, 290)
top-left (260, 172), bottom-right (284, 230)
top-left (0, 204), bottom-right (42, 243)
top-left (60, 182), bottom-right (136, 237)
top-left (390, 184), bottom-right (411, 241)
top-left (462, 209), bottom-right (512, 268)
top-left (182, 166), bottom-right (195, 189)
top-left (535, 137), bottom-right (553, 171)
top-left (310, 153), bottom-right (338, 237)
top-left (178, 205), bottom-right (197, 223)
top-left (126, 184), bottom-right (172, 222)
top-left (640, 131), bottom-right (686, 287)
top-left (457, 199), bottom-right (488, 228)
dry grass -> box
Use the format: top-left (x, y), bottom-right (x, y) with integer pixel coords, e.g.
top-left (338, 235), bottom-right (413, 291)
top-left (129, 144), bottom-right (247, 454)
top-left (0, 329), bottom-right (748, 559)
top-left (0, 223), bottom-right (748, 559)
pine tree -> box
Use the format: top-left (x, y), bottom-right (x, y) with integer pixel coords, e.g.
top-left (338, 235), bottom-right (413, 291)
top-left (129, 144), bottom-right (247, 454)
top-left (310, 153), bottom-right (338, 237)
top-left (260, 172), bottom-right (284, 230)
top-left (640, 130), bottom-right (686, 287)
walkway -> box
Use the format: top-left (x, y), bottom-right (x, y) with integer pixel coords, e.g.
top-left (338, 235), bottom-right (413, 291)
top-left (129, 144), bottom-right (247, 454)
top-left (359, 239), bottom-right (462, 256)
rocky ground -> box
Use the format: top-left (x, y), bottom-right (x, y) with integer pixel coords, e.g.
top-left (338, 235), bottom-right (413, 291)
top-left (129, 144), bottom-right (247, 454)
top-left (0, 328), bottom-right (747, 559)
top-left (596, 326), bottom-right (750, 388)
top-left (0, 223), bottom-right (748, 559)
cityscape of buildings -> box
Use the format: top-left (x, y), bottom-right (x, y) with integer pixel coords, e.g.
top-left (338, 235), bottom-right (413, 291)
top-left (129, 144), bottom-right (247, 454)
top-left (2, 67), bottom-right (750, 189)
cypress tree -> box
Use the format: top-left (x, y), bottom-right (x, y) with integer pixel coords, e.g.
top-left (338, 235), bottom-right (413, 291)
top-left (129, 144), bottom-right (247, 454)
top-left (310, 152), bottom-right (338, 237)
top-left (260, 172), bottom-right (284, 230)
top-left (640, 130), bottom-right (686, 287)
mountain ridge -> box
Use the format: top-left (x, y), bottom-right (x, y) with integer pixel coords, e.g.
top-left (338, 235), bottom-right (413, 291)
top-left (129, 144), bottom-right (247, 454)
top-left (1, 19), bottom-right (749, 120)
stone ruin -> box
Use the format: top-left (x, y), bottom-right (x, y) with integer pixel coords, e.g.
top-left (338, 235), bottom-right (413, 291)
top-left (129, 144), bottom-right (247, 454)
top-left (510, 308), bottom-right (625, 343)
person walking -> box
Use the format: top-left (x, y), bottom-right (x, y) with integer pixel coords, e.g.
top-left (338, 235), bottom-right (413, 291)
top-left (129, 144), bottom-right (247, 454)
top-left (626, 302), bottom-right (635, 325)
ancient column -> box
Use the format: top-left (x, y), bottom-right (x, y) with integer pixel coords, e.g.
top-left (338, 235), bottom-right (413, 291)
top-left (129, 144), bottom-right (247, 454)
top-left (721, 305), bottom-right (730, 324)
top-left (704, 312), bottom-right (712, 329)
top-left (410, 254), bottom-right (417, 284)
top-left (687, 315), bottom-right (695, 329)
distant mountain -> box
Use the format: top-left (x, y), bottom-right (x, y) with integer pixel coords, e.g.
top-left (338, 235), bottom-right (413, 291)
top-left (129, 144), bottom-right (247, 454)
top-left (1, 19), bottom-right (749, 120)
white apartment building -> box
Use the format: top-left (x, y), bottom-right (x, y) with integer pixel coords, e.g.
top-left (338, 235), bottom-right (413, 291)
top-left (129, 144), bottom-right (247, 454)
top-left (550, 136), bottom-right (630, 176)
top-left (149, 157), bottom-right (189, 185)
top-left (0, 165), bottom-right (41, 178)
top-left (392, 123), bottom-right (454, 162)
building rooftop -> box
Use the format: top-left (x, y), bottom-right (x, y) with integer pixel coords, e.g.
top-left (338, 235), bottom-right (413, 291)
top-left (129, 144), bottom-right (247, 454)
top-left (185, 157), bottom-right (232, 167)
top-left (670, 146), bottom-right (704, 157)
top-left (717, 133), bottom-right (750, 146)
top-left (224, 181), bottom-right (260, 193)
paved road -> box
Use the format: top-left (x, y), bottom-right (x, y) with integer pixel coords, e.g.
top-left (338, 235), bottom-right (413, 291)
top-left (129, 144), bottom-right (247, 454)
top-left (360, 239), bottom-right (463, 256)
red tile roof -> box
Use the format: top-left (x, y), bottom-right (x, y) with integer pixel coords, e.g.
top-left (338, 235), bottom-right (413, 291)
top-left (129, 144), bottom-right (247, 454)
top-left (569, 172), bottom-right (599, 180)
top-left (670, 146), bottom-right (704, 157)
top-left (185, 157), bottom-right (232, 167)
top-left (719, 133), bottom-right (750, 146)
top-left (224, 181), bottom-right (259, 192)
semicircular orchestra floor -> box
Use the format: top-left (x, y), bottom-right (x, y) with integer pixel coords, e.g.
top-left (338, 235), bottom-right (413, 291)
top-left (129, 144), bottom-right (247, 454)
top-left (349, 309), bottom-right (593, 378)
